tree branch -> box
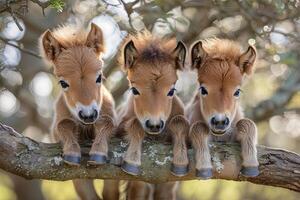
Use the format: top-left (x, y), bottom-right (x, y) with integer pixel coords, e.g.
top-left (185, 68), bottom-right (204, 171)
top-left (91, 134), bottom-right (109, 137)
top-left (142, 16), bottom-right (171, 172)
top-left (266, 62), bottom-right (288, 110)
top-left (0, 123), bottom-right (299, 192)
top-left (0, 36), bottom-right (42, 59)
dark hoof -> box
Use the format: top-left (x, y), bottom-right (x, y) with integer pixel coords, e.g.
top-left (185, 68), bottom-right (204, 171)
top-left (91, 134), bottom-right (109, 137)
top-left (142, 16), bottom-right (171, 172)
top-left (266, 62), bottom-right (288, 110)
top-left (240, 166), bottom-right (259, 177)
top-left (196, 168), bottom-right (213, 179)
top-left (171, 164), bottom-right (189, 177)
top-left (88, 154), bottom-right (107, 165)
top-left (121, 161), bottom-right (140, 176)
top-left (63, 155), bottom-right (81, 166)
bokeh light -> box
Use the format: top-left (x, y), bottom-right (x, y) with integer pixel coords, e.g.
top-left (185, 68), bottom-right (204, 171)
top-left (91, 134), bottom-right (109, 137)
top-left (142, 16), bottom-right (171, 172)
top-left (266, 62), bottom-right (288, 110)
top-left (0, 90), bottom-right (18, 117)
top-left (30, 72), bottom-right (53, 97)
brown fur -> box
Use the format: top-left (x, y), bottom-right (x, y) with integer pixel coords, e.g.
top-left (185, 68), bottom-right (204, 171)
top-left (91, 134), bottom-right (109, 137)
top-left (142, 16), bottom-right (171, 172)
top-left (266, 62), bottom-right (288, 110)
top-left (40, 24), bottom-right (116, 200)
top-left (117, 32), bottom-right (189, 199)
top-left (187, 38), bottom-right (258, 172)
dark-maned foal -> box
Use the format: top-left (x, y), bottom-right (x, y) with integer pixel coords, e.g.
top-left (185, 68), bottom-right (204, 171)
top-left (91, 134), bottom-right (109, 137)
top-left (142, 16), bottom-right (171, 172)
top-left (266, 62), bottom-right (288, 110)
top-left (116, 32), bottom-right (189, 199)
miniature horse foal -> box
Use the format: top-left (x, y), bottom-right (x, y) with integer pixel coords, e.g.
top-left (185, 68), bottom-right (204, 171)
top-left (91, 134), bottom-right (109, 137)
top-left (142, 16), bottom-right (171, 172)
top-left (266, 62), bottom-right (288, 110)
top-left (187, 39), bottom-right (259, 179)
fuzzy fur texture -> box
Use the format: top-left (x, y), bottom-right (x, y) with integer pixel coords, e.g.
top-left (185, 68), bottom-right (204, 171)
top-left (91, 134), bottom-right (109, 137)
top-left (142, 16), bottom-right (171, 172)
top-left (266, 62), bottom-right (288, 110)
top-left (187, 38), bottom-right (258, 173)
top-left (40, 23), bottom-right (115, 200)
top-left (117, 32), bottom-right (189, 199)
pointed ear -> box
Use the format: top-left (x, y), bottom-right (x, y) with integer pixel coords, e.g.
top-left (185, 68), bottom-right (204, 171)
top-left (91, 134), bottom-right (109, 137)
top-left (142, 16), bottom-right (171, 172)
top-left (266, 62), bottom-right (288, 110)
top-left (123, 40), bottom-right (138, 70)
top-left (41, 30), bottom-right (64, 61)
top-left (86, 23), bottom-right (104, 55)
top-left (238, 46), bottom-right (256, 75)
top-left (173, 41), bottom-right (187, 70)
top-left (190, 41), bottom-right (207, 69)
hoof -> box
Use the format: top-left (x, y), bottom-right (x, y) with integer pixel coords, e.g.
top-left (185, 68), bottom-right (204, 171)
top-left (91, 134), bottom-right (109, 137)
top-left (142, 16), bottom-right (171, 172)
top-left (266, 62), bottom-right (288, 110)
top-left (63, 155), bottom-right (81, 166)
top-left (240, 166), bottom-right (259, 177)
top-left (171, 164), bottom-right (189, 177)
top-left (121, 161), bottom-right (140, 176)
top-left (88, 154), bottom-right (107, 165)
top-left (196, 168), bottom-right (213, 180)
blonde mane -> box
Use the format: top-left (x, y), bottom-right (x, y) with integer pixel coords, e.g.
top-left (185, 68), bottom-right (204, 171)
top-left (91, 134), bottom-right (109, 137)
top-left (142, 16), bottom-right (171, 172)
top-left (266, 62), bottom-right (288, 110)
top-left (50, 25), bottom-right (89, 48)
top-left (202, 38), bottom-right (243, 61)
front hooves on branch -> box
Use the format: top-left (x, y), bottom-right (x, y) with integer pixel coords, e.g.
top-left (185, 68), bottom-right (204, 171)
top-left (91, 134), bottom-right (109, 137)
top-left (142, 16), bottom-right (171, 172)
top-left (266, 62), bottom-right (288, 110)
top-left (196, 168), bottom-right (213, 180)
top-left (121, 161), bottom-right (141, 176)
top-left (171, 164), bottom-right (189, 177)
top-left (88, 154), bottom-right (107, 165)
top-left (240, 166), bottom-right (259, 177)
top-left (63, 155), bottom-right (81, 166)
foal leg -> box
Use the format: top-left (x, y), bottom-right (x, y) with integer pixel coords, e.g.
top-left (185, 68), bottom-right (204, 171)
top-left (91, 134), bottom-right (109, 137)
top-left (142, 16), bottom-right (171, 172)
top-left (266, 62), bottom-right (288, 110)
top-left (73, 179), bottom-right (101, 200)
top-left (89, 115), bottom-right (115, 165)
top-left (127, 181), bottom-right (151, 200)
top-left (103, 180), bottom-right (119, 200)
top-left (189, 121), bottom-right (213, 179)
top-left (153, 182), bottom-right (178, 200)
top-left (236, 118), bottom-right (259, 177)
top-left (55, 119), bottom-right (81, 166)
top-left (121, 118), bottom-right (145, 176)
top-left (168, 115), bottom-right (189, 176)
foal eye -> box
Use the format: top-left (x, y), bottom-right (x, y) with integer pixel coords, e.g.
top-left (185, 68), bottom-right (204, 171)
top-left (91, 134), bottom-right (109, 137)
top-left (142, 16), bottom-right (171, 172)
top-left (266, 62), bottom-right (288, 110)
top-left (167, 88), bottom-right (176, 97)
top-left (96, 74), bottom-right (102, 84)
top-left (131, 87), bottom-right (140, 95)
top-left (234, 89), bottom-right (241, 97)
top-left (199, 86), bottom-right (208, 96)
top-left (59, 80), bottom-right (69, 89)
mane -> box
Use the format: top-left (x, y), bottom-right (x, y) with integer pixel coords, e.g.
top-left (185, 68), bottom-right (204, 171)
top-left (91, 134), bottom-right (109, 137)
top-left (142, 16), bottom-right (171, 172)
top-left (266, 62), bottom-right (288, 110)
top-left (119, 31), bottom-right (177, 69)
top-left (202, 38), bottom-right (243, 61)
top-left (49, 24), bottom-right (89, 48)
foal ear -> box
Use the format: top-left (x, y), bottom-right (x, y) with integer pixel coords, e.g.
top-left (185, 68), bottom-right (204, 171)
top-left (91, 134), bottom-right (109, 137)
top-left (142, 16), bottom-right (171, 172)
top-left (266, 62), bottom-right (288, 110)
top-left (86, 23), bottom-right (104, 56)
top-left (190, 41), bottom-right (207, 69)
top-left (123, 40), bottom-right (138, 70)
top-left (173, 41), bottom-right (187, 70)
top-left (41, 30), bottom-right (64, 62)
top-left (238, 46), bottom-right (256, 75)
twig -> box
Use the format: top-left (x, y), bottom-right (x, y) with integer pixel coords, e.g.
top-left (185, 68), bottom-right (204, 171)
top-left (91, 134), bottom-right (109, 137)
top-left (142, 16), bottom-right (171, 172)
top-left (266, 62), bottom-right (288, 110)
top-left (0, 37), bottom-right (42, 59)
top-left (102, 0), bottom-right (121, 7)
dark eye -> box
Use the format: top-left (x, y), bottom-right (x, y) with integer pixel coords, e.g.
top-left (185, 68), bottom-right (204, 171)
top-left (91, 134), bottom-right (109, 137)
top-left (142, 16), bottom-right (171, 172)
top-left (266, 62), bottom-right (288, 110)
top-left (199, 86), bottom-right (208, 96)
top-left (96, 74), bottom-right (102, 84)
top-left (131, 87), bottom-right (140, 95)
top-left (234, 89), bottom-right (241, 97)
top-left (167, 88), bottom-right (176, 97)
top-left (59, 80), bottom-right (69, 89)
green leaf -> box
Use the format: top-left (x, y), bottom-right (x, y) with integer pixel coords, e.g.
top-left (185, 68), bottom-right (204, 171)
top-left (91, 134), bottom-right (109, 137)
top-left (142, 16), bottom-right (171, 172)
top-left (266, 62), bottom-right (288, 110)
top-left (50, 0), bottom-right (65, 12)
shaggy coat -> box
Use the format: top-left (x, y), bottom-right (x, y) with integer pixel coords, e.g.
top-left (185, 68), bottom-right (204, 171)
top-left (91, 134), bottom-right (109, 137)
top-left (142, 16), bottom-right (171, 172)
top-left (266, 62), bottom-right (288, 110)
top-left (187, 38), bottom-right (259, 179)
top-left (116, 32), bottom-right (189, 199)
top-left (40, 23), bottom-right (116, 200)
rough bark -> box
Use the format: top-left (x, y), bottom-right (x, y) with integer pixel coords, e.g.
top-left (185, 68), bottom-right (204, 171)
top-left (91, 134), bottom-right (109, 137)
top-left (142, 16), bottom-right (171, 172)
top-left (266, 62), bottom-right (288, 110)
top-left (0, 123), bottom-right (299, 192)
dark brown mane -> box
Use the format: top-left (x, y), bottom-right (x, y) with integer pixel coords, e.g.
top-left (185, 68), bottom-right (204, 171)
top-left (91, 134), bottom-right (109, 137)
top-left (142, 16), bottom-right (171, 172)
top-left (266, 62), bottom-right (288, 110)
top-left (120, 31), bottom-right (177, 68)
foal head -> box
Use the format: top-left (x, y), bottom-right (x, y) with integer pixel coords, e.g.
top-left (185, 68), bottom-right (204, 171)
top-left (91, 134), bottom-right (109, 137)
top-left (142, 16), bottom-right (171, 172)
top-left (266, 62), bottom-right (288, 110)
top-left (191, 39), bottom-right (256, 135)
top-left (122, 32), bottom-right (186, 134)
top-left (41, 23), bottom-right (105, 124)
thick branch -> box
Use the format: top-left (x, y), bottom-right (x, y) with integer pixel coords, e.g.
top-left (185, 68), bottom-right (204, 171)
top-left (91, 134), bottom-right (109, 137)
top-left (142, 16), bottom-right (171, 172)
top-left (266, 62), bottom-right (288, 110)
top-left (0, 123), bottom-right (299, 192)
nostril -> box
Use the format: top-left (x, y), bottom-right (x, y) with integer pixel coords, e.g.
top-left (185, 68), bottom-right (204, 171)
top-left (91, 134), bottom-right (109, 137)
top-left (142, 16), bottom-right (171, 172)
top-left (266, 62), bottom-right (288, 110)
top-left (159, 120), bottom-right (164, 129)
top-left (211, 117), bottom-right (217, 125)
top-left (93, 109), bottom-right (98, 119)
top-left (145, 120), bottom-right (151, 129)
top-left (224, 117), bottom-right (230, 126)
top-left (79, 111), bottom-right (84, 120)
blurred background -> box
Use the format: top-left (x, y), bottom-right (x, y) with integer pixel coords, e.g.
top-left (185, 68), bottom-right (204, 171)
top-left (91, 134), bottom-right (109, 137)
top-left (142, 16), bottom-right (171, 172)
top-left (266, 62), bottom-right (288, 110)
top-left (0, 0), bottom-right (300, 199)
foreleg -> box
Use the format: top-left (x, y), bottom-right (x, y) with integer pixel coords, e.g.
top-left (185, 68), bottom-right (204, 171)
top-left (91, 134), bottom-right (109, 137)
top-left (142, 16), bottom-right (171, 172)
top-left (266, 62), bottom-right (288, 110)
top-left (189, 121), bottom-right (213, 179)
top-left (88, 115), bottom-right (115, 165)
top-left (55, 119), bottom-right (81, 166)
top-left (121, 118), bottom-right (145, 176)
top-left (236, 118), bottom-right (259, 177)
top-left (168, 115), bottom-right (190, 176)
